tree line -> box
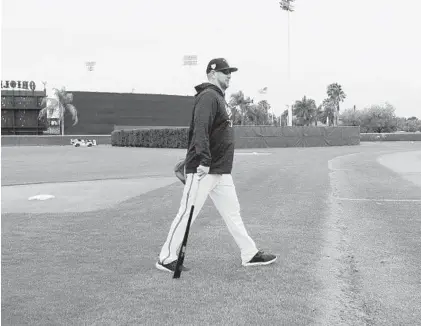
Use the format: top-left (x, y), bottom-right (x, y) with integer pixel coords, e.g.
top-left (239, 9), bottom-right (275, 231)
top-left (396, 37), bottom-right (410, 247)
top-left (39, 85), bottom-right (420, 134)
top-left (340, 103), bottom-right (421, 133)
top-left (229, 82), bottom-right (346, 127)
top-left (228, 91), bottom-right (281, 126)
top-left (229, 82), bottom-right (420, 133)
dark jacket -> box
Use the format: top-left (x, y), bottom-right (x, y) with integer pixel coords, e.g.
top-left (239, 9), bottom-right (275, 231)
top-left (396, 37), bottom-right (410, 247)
top-left (184, 82), bottom-right (235, 174)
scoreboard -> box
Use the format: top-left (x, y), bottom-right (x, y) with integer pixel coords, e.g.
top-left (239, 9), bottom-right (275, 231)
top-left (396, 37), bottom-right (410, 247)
top-left (1, 80), bottom-right (47, 135)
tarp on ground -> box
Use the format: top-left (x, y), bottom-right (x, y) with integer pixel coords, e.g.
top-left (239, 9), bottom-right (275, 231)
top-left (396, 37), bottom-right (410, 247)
top-left (234, 126), bottom-right (360, 148)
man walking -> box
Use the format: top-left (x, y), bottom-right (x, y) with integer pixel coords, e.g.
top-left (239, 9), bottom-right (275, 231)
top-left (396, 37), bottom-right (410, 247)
top-left (156, 58), bottom-right (277, 273)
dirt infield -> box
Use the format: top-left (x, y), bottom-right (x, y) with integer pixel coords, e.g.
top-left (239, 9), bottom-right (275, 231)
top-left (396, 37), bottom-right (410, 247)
top-left (1, 177), bottom-right (177, 214)
top-left (2, 143), bottom-right (421, 325)
top-left (377, 150), bottom-right (421, 187)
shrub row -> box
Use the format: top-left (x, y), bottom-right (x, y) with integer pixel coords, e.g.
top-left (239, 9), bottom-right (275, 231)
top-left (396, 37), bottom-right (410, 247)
top-left (110, 128), bottom-right (421, 149)
top-left (111, 128), bottom-right (189, 148)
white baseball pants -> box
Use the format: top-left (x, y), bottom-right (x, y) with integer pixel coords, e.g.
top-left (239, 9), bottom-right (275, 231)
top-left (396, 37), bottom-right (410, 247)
top-left (159, 173), bottom-right (259, 265)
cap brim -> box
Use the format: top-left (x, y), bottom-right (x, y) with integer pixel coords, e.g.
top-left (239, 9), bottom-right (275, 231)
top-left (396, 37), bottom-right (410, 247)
top-left (217, 67), bottom-right (238, 73)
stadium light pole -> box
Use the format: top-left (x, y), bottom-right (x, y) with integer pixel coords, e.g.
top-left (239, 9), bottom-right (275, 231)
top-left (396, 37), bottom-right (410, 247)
top-left (182, 55), bottom-right (198, 96)
top-left (85, 61), bottom-right (96, 72)
top-left (73, 61), bottom-right (96, 136)
top-left (85, 61), bottom-right (96, 92)
top-left (279, 0), bottom-right (295, 126)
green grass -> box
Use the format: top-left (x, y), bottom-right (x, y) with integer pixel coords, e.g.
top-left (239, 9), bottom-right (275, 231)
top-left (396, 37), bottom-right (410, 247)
top-left (2, 143), bottom-right (419, 325)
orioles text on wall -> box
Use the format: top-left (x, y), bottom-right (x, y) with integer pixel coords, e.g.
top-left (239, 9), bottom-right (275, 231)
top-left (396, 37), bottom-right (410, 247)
top-left (1, 80), bottom-right (36, 91)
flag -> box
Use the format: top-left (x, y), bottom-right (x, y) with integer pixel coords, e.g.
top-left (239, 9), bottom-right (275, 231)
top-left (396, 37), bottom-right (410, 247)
top-left (258, 87), bottom-right (268, 94)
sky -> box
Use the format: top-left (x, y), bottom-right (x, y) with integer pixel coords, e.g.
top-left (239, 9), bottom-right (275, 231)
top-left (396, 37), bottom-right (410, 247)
top-left (1, 0), bottom-right (421, 118)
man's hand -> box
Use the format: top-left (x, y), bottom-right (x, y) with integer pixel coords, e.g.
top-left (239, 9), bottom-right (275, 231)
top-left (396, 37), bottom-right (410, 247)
top-left (197, 165), bottom-right (210, 180)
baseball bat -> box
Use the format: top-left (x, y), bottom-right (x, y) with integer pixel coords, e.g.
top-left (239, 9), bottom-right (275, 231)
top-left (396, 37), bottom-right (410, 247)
top-left (173, 204), bottom-right (195, 279)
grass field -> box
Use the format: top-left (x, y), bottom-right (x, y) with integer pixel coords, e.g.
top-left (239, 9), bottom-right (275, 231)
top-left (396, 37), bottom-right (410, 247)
top-left (2, 143), bottom-right (421, 325)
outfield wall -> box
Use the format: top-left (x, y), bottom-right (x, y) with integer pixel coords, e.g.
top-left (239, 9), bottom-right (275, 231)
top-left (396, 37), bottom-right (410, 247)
top-left (360, 132), bottom-right (421, 142)
top-left (63, 92), bottom-right (194, 135)
top-left (1, 135), bottom-right (111, 146)
top-left (234, 126), bottom-right (360, 148)
top-left (3, 130), bottom-right (421, 147)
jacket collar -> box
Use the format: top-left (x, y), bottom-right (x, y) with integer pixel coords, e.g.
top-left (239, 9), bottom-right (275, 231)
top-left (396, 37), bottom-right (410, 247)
top-left (194, 82), bottom-right (225, 97)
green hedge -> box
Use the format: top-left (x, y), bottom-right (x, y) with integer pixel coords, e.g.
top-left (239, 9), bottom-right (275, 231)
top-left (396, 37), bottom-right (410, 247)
top-left (111, 128), bottom-right (189, 148)
top-left (111, 126), bottom-right (361, 148)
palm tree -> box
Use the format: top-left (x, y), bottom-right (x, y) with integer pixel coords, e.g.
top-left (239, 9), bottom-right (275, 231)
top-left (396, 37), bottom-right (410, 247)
top-left (281, 109), bottom-right (289, 126)
top-left (327, 83), bottom-right (346, 126)
top-left (256, 100), bottom-right (273, 125)
top-left (227, 104), bottom-right (242, 125)
top-left (321, 98), bottom-right (336, 126)
top-left (293, 96), bottom-right (317, 126)
top-left (229, 91), bottom-right (253, 125)
top-left (315, 104), bottom-right (323, 126)
top-left (245, 104), bottom-right (258, 125)
top-left (38, 87), bottom-right (78, 135)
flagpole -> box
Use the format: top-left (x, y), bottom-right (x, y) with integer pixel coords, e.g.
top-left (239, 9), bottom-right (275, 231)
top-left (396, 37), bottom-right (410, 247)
top-left (258, 87), bottom-right (274, 125)
top-left (287, 10), bottom-right (293, 126)
top-left (287, 10), bottom-right (291, 82)
top-left (280, 0), bottom-right (294, 127)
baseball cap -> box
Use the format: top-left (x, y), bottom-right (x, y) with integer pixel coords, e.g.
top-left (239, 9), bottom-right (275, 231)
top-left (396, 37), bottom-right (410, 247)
top-left (206, 58), bottom-right (238, 74)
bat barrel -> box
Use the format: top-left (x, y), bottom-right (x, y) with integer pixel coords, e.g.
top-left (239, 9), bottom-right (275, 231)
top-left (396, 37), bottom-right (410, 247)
top-left (173, 205), bottom-right (195, 279)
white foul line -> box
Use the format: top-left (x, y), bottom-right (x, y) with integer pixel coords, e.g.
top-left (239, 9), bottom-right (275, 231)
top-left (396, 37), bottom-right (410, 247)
top-left (333, 196), bottom-right (421, 202)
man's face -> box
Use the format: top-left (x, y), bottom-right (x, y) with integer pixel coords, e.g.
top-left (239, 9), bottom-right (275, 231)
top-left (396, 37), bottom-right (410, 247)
top-left (215, 69), bottom-right (232, 90)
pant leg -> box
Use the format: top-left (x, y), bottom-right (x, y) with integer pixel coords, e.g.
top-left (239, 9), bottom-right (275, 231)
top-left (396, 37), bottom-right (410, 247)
top-left (159, 173), bottom-right (217, 264)
top-left (209, 174), bottom-right (259, 264)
